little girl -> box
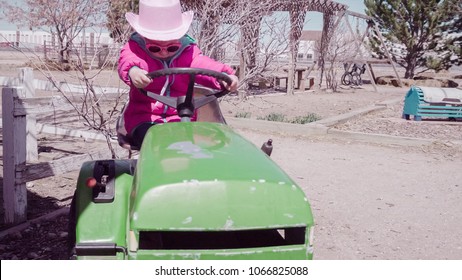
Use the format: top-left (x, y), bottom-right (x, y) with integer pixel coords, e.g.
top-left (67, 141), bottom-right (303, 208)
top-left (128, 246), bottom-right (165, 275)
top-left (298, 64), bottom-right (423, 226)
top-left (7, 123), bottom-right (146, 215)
top-left (118, 0), bottom-right (239, 148)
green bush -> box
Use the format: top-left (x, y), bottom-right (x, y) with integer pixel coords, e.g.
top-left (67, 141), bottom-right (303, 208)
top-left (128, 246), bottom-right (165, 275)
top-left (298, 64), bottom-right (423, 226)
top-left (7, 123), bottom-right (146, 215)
top-left (257, 112), bottom-right (321, 124)
top-left (234, 112), bottom-right (252, 118)
top-left (290, 113), bottom-right (321, 124)
top-left (257, 113), bottom-right (287, 122)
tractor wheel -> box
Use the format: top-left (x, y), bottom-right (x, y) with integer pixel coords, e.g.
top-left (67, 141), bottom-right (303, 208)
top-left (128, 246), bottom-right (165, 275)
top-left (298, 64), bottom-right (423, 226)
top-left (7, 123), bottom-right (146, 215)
top-left (67, 191), bottom-right (77, 259)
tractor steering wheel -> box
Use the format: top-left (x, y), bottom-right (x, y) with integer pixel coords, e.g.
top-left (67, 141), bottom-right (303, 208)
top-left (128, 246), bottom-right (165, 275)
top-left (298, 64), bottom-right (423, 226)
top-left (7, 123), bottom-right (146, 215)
top-left (141, 68), bottom-right (233, 121)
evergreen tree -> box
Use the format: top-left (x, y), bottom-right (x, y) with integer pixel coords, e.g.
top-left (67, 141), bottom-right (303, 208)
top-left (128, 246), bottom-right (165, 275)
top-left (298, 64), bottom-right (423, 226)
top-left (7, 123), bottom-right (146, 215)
top-left (365, 0), bottom-right (462, 78)
top-left (443, 0), bottom-right (462, 65)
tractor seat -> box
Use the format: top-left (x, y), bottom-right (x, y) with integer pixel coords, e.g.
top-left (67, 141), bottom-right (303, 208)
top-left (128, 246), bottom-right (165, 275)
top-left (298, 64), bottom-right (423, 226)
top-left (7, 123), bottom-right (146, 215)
top-left (116, 106), bottom-right (140, 151)
top-left (116, 85), bottom-right (226, 153)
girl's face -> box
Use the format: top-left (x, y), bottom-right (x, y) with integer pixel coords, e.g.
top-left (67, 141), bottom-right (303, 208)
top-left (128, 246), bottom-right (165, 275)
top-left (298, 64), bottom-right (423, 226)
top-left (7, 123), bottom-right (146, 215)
top-left (145, 38), bottom-right (181, 59)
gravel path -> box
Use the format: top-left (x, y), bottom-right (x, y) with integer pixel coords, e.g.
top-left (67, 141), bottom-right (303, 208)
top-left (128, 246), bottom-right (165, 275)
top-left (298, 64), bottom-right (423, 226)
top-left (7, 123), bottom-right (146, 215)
top-left (333, 101), bottom-right (462, 142)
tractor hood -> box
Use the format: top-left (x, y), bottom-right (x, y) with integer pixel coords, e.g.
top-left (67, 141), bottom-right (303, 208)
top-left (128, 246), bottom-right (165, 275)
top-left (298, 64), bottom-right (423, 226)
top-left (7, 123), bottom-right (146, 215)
top-left (130, 122), bottom-right (313, 230)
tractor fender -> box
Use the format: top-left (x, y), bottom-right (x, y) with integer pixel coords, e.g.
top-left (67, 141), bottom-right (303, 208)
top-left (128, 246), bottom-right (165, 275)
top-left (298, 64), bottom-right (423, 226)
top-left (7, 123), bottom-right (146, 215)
top-left (74, 159), bottom-right (136, 247)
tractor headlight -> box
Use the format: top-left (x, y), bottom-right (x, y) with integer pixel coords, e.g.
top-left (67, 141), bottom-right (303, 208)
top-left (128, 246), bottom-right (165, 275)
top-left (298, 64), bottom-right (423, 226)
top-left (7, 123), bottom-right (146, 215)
top-left (306, 226), bottom-right (314, 257)
top-left (129, 230), bottom-right (139, 252)
top-left (308, 226), bottom-right (315, 247)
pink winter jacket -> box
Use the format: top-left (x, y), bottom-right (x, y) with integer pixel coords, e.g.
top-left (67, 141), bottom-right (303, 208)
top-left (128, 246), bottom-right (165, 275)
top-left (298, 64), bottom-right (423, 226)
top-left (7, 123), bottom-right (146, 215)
top-left (118, 33), bottom-right (235, 135)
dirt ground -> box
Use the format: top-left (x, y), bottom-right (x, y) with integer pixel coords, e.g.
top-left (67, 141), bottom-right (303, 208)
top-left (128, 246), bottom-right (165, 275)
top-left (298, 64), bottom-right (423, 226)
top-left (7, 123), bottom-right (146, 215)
top-left (240, 130), bottom-right (462, 260)
top-left (1, 50), bottom-right (462, 260)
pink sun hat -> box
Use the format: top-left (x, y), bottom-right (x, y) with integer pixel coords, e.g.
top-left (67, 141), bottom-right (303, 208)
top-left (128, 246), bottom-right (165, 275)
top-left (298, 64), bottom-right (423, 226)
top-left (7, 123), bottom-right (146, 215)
top-left (125, 0), bottom-right (194, 41)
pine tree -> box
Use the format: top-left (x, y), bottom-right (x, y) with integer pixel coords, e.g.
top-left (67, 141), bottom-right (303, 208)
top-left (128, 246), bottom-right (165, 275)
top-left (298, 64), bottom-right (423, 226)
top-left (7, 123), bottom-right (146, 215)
top-left (443, 0), bottom-right (462, 65)
top-left (365, 0), bottom-right (462, 78)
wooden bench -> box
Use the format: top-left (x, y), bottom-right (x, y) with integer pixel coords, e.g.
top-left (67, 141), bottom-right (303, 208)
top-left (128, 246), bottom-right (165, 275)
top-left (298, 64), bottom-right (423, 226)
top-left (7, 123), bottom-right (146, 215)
top-left (273, 73), bottom-right (315, 92)
top-left (300, 76), bottom-right (315, 91)
top-left (273, 73), bottom-right (288, 90)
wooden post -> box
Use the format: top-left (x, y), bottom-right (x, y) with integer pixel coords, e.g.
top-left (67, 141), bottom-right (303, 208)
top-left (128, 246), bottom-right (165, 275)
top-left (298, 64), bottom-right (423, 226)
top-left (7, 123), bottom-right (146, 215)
top-left (19, 68), bottom-right (38, 162)
top-left (43, 40), bottom-right (47, 60)
top-left (83, 29), bottom-right (87, 62)
top-left (372, 24), bottom-right (403, 87)
top-left (238, 34), bottom-right (246, 100)
top-left (2, 87), bottom-right (28, 224)
top-left (15, 30), bottom-right (20, 47)
top-left (301, 62), bottom-right (316, 90)
top-left (288, 8), bottom-right (306, 94)
top-left (368, 63), bottom-right (377, 84)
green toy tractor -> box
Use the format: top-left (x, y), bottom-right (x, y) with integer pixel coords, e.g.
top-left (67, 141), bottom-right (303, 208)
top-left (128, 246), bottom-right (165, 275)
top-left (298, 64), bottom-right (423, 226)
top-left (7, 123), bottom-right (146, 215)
top-left (68, 68), bottom-right (314, 260)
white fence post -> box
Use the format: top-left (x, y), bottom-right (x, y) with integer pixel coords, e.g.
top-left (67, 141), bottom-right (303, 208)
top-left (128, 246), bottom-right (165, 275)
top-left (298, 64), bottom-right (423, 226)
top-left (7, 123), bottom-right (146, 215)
top-left (2, 87), bottom-right (28, 224)
top-left (19, 67), bottom-right (38, 162)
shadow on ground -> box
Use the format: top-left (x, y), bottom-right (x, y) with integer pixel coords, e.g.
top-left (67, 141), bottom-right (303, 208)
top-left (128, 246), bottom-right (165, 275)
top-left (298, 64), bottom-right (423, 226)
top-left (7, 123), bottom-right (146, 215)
top-left (0, 183), bottom-right (68, 231)
top-left (0, 180), bottom-right (70, 259)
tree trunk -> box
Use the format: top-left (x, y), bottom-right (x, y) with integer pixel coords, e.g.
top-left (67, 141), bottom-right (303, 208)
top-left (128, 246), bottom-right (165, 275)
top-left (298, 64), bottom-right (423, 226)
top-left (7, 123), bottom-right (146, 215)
top-left (404, 58), bottom-right (417, 79)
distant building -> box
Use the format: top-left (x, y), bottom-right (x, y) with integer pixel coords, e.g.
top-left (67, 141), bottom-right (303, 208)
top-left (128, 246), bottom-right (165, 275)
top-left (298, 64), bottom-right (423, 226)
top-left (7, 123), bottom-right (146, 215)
top-left (298, 30), bottom-right (322, 62)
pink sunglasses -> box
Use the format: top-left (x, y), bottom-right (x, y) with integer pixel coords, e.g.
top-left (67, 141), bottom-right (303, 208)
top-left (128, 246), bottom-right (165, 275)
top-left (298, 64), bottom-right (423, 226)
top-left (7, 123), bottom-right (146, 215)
top-left (146, 43), bottom-right (181, 53)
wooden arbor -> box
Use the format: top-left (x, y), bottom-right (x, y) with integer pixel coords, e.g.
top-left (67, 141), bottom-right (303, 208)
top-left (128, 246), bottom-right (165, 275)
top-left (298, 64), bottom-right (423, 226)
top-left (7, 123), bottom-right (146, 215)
top-left (182, 0), bottom-right (348, 94)
top-left (272, 0), bottom-right (348, 94)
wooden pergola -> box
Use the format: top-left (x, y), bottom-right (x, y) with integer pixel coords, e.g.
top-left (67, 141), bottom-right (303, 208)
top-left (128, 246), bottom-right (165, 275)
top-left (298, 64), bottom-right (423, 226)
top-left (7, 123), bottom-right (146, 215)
top-left (183, 0), bottom-right (399, 93)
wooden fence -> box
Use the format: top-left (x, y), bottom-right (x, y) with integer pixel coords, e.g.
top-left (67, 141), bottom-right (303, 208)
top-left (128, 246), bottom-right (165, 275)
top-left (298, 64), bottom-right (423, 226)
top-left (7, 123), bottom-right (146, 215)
top-left (41, 41), bottom-right (120, 68)
top-left (1, 68), bottom-right (112, 225)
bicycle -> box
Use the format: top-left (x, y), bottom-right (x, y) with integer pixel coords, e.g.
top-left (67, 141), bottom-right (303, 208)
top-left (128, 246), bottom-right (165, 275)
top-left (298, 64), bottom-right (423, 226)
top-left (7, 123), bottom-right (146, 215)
top-left (341, 63), bottom-right (366, 86)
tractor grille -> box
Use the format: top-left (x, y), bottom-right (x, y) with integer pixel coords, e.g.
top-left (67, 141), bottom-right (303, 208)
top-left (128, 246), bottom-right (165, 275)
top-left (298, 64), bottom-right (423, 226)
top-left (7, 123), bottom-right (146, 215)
top-left (138, 227), bottom-right (305, 250)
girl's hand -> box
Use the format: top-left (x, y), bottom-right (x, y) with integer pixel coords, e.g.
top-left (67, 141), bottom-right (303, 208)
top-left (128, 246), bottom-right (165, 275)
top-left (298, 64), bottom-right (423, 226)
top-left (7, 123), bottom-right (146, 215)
top-left (222, 74), bottom-right (239, 92)
top-left (129, 67), bottom-right (152, 88)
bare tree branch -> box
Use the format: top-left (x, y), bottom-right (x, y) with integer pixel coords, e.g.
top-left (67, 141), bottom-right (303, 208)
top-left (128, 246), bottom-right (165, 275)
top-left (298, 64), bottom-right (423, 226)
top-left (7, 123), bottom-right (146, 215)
top-left (1, 0), bottom-right (108, 63)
